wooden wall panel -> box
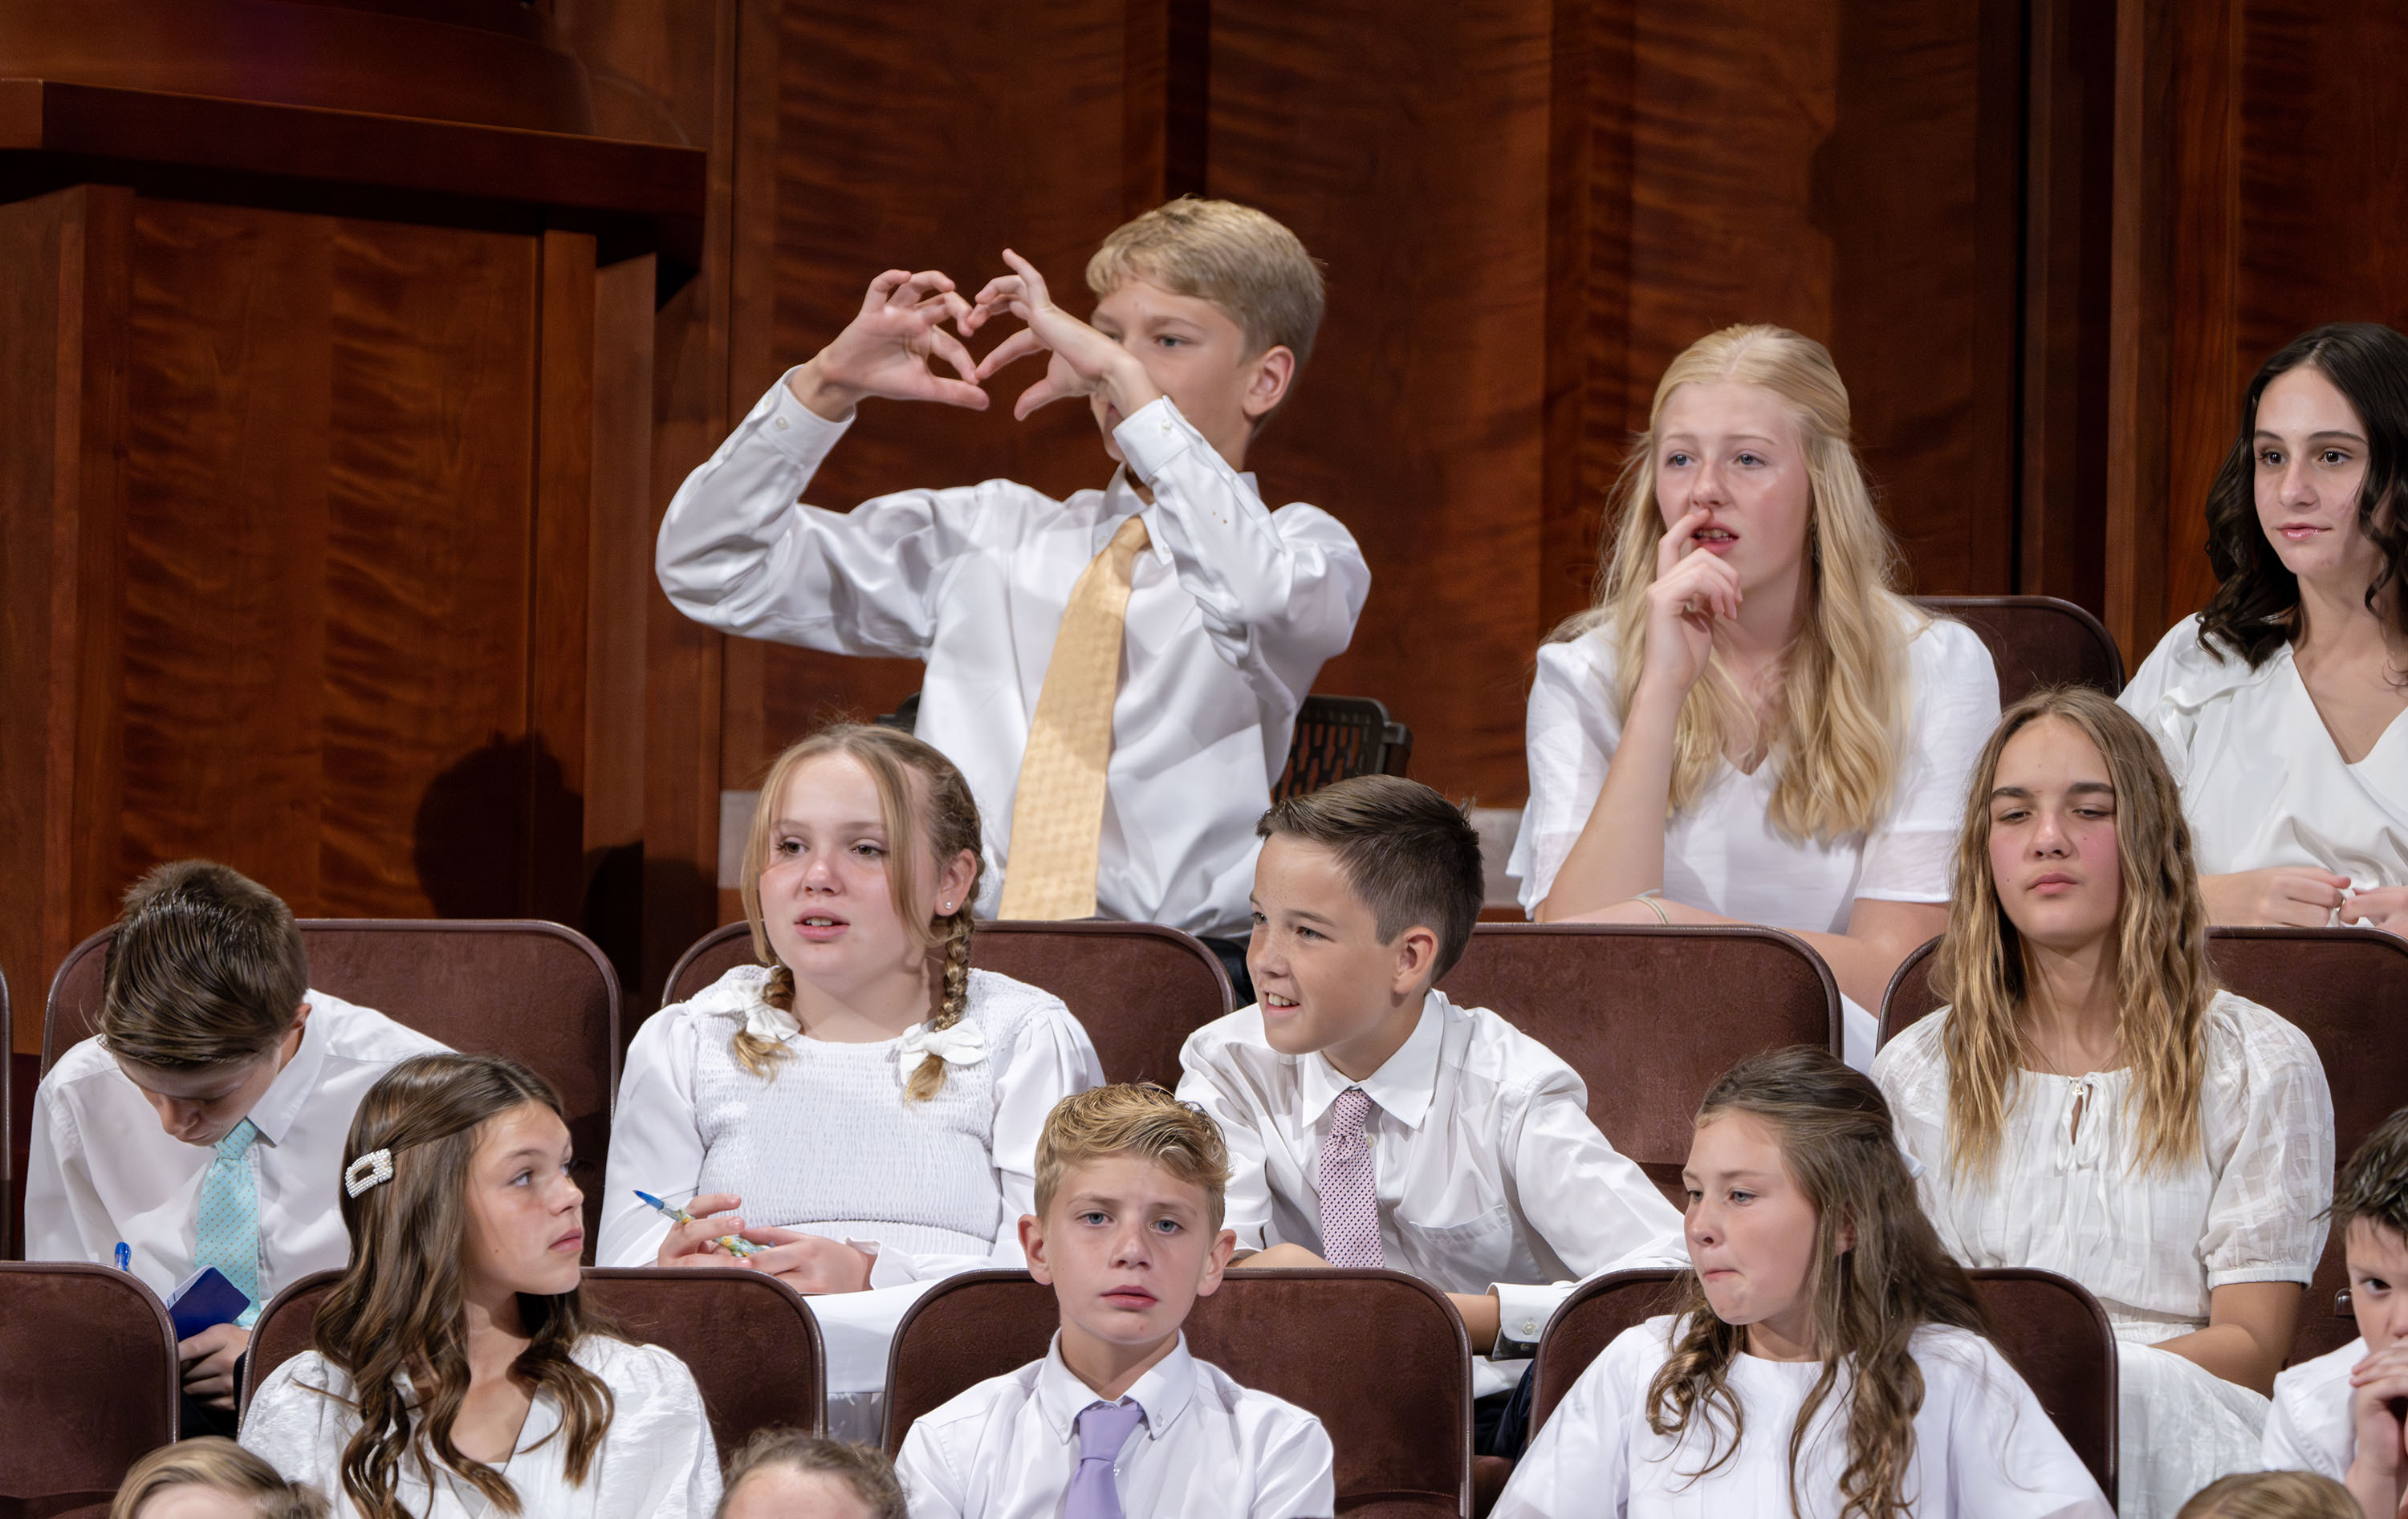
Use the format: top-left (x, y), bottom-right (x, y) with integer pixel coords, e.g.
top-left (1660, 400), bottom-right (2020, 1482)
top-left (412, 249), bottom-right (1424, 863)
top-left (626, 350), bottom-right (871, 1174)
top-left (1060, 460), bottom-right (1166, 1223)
top-left (1208, 0), bottom-right (1555, 807)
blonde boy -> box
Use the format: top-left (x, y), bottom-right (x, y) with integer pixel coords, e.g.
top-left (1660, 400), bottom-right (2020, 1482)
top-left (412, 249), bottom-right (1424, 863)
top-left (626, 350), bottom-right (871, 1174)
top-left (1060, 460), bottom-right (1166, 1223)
top-left (1176, 774), bottom-right (1686, 1445)
top-left (2263, 1106), bottom-right (2408, 1517)
top-left (656, 201), bottom-right (1368, 991)
top-left (895, 1085), bottom-right (1334, 1519)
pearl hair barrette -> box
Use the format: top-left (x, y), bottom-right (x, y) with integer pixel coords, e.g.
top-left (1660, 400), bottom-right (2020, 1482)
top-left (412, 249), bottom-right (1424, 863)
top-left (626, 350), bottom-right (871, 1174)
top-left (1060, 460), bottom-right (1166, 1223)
top-left (344, 1148), bottom-right (395, 1197)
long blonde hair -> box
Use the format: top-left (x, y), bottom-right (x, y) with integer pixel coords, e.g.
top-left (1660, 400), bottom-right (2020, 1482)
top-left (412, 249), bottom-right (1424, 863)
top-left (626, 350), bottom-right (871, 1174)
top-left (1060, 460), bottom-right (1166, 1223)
top-left (734, 724), bottom-right (983, 1099)
top-left (1563, 324), bottom-right (1919, 841)
top-left (315, 1054), bottom-right (620, 1519)
top-left (1932, 687), bottom-right (2214, 1179)
top-left (1647, 1047), bottom-right (1988, 1519)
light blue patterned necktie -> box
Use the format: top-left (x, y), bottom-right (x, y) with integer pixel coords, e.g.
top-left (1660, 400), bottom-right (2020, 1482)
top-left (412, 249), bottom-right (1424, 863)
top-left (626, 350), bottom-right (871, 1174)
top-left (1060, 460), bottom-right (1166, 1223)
top-left (194, 1119), bottom-right (264, 1328)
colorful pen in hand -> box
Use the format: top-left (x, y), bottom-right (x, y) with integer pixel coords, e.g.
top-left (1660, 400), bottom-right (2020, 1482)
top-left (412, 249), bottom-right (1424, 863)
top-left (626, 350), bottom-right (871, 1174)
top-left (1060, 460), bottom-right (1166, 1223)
top-left (633, 1190), bottom-right (766, 1257)
top-left (114, 1241), bottom-right (131, 1272)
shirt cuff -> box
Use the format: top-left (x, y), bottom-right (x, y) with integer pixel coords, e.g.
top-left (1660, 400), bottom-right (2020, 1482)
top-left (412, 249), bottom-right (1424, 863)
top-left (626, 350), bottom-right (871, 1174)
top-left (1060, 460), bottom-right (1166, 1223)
top-left (763, 367), bottom-right (856, 461)
top-left (1491, 1281), bottom-right (1576, 1361)
top-left (852, 1237), bottom-right (920, 1290)
top-left (1110, 395), bottom-right (1201, 485)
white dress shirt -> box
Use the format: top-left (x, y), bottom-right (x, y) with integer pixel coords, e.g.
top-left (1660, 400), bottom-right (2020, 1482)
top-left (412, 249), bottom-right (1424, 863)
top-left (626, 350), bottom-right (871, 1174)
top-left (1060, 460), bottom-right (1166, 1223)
top-left (1492, 1316), bottom-right (2112, 1518)
top-left (2261, 1335), bottom-right (2362, 1480)
top-left (1176, 989), bottom-right (1686, 1396)
top-left (895, 1332), bottom-right (1335, 1519)
top-left (1876, 992), bottom-right (2335, 1519)
top-left (2120, 615), bottom-right (2407, 893)
top-left (25, 991), bottom-right (445, 1306)
top-left (242, 1336), bottom-right (721, 1518)
top-left (655, 376), bottom-right (1369, 941)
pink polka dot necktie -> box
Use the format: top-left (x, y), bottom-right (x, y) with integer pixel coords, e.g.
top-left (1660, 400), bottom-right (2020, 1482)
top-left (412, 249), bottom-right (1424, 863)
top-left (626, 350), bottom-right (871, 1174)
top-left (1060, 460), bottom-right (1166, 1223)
top-left (1317, 1086), bottom-right (1386, 1269)
top-left (1065, 1397), bottom-right (1146, 1519)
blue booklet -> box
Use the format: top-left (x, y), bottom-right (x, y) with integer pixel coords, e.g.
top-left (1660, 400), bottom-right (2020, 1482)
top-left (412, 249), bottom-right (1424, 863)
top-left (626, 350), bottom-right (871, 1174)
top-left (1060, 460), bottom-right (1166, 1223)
top-left (166, 1265), bottom-right (252, 1342)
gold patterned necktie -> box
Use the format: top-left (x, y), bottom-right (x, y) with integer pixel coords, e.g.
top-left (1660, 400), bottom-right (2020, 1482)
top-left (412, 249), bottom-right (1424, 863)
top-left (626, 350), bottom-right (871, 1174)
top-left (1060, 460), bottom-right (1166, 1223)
top-left (998, 514), bottom-right (1151, 920)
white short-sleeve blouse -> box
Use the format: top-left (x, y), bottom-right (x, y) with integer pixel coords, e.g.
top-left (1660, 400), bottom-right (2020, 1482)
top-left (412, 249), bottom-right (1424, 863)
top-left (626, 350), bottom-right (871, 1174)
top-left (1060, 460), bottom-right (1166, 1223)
top-left (1873, 990), bottom-right (2334, 1331)
top-left (1490, 1315), bottom-right (2110, 1519)
top-left (2117, 614), bottom-right (2408, 891)
top-left (1510, 612), bottom-right (2001, 930)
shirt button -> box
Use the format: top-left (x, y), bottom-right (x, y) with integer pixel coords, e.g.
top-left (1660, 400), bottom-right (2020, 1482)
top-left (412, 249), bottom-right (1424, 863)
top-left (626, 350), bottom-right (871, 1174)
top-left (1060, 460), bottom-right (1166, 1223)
top-left (1521, 1320), bottom-right (1537, 1336)
top-left (774, 416), bottom-right (789, 431)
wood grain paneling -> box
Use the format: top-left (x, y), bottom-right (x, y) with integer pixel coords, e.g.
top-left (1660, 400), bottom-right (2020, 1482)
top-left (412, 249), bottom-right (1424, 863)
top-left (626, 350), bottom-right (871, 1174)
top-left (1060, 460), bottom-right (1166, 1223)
top-left (1210, 0), bottom-right (1554, 807)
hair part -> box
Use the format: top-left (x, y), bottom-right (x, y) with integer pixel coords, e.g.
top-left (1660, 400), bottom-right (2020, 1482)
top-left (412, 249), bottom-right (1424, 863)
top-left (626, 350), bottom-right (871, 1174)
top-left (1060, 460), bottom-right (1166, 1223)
top-left (736, 724), bottom-right (984, 1099)
top-left (313, 1053), bottom-right (620, 1519)
top-left (1085, 196), bottom-right (1324, 424)
top-left (112, 1436), bottom-right (330, 1519)
top-left (1035, 1084), bottom-right (1231, 1233)
top-left (100, 859), bottom-right (311, 1070)
top-left (715, 1430), bottom-right (907, 1519)
top-left (1560, 323), bottom-right (1919, 843)
top-left (1255, 775), bottom-right (1486, 981)
top-left (1645, 1046), bottom-right (1988, 1519)
top-left (2197, 321), bottom-right (2408, 669)
top-left (1931, 687), bottom-right (2213, 1180)
top-left (2174, 1470), bottom-right (2361, 1519)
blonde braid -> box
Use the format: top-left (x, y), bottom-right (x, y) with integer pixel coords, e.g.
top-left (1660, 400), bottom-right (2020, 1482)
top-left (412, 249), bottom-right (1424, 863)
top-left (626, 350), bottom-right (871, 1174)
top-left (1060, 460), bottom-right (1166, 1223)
top-left (730, 963), bottom-right (796, 1079)
top-left (905, 910), bottom-right (975, 1103)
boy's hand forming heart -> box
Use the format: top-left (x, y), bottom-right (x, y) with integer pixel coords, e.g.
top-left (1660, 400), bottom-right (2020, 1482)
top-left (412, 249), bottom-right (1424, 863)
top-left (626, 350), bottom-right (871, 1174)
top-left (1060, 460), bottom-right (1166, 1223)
top-left (965, 250), bottom-right (1164, 423)
top-left (787, 270), bottom-right (987, 422)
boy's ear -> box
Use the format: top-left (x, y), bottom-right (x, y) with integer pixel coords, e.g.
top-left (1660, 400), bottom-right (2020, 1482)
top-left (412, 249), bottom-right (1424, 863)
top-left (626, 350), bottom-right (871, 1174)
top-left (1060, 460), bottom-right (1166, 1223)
top-left (1193, 1227), bottom-right (1238, 1299)
top-left (1019, 1212), bottom-right (1055, 1285)
top-left (1389, 924), bottom-right (1440, 997)
top-left (1239, 345), bottom-right (1296, 422)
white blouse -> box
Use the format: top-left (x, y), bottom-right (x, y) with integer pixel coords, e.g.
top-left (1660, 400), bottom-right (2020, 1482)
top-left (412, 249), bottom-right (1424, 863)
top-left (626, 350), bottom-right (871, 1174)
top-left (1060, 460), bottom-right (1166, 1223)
top-left (2119, 615), bottom-right (2408, 892)
top-left (599, 965), bottom-right (1104, 1281)
top-left (1873, 991), bottom-right (2334, 1333)
top-left (1511, 611), bottom-right (2000, 928)
top-left (1491, 1316), bottom-right (2110, 1519)
top-left (241, 1336), bottom-right (722, 1519)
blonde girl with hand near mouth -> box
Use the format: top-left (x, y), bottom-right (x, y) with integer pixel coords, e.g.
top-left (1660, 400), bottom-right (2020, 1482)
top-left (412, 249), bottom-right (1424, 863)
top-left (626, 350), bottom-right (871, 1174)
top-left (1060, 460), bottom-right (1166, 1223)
top-left (1510, 325), bottom-right (2001, 1066)
top-left (2118, 322), bottom-right (2408, 934)
top-left (1493, 1046), bottom-right (2108, 1519)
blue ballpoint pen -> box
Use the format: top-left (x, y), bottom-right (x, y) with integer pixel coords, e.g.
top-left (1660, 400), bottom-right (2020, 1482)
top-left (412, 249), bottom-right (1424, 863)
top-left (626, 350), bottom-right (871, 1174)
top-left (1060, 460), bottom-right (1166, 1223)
top-left (633, 1190), bottom-right (766, 1257)
top-left (114, 1241), bottom-right (131, 1271)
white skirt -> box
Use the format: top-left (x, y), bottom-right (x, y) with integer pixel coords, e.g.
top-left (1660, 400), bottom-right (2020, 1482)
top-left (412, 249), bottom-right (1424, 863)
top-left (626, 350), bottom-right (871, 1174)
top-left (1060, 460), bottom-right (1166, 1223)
top-left (2113, 1335), bottom-right (2269, 1519)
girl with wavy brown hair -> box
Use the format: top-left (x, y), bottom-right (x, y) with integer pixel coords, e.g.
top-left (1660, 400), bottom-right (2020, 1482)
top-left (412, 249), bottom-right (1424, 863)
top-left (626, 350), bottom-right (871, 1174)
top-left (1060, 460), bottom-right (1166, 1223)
top-left (1495, 1046), bottom-right (2106, 1518)
top-left (1511, 325), bottom-right (2000, 1066)
top-left (1873, 688), bottom-right (2336, 1519)
top-left (238, 1054), bottom-right (720, 1518)
top-left (597, 723), bottom-right (1102, 1437)
top-left (2118, 323), bottom-right (2408, 935)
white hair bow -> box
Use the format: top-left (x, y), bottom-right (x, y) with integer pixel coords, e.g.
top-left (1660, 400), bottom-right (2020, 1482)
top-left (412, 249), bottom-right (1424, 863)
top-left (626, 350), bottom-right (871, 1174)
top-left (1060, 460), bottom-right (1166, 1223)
top-left (897, 1020), bottom-right (988, 1080)
top-left (740, 996), bottom-right (802, 1047)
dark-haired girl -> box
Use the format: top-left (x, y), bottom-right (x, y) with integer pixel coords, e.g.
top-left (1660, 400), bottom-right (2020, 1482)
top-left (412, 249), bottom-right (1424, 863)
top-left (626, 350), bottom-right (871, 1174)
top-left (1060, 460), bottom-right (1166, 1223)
top-left (1493, 1047), bottom-right (2106, 1519)
top-left (241, 1054), bottom-right (721, 1518)
top-left (2118, 322), bottom-right (2408, 933)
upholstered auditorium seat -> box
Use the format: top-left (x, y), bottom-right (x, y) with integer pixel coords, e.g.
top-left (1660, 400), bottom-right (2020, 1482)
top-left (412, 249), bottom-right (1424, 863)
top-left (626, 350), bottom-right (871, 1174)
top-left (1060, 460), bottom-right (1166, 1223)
top-left (1911, 595), bottom-right (2126, 702)
top-left (1883, 924), bottom-right (2408, 1364)
top-left (0, 1262), bottom-right (181, 1517)
top-left (46, 920), bottom-right (620, 1260)
top-left (882, 1268), bottom-right (1472, 1517)
top-left (1439, 925), bottom-right (1841, 1204)
top-left (1525, 1266), bottom-right (2117, 1505)
top-left (661, 920), bottom-right (1234, 1087)
top-left (242, 1267), bottom-right (825, 1450)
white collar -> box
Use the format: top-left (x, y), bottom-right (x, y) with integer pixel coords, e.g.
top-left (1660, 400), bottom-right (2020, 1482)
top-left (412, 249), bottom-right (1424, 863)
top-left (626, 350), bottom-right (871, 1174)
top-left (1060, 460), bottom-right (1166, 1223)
top-left (1032, 1330), bottom-right (1198, 1444)
top-left (1297, 989), bottom-right (1444, 1131)
top-left (243, 991), bottom-right (335, 1147)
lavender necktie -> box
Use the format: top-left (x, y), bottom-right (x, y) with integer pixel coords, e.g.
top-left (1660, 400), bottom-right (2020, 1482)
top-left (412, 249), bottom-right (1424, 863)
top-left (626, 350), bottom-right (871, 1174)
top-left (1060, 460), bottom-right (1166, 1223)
top-left (1065, 1398), bottom-right (1146, 1519)
top-left (1318, 1086), bottom-right (1386, 1268)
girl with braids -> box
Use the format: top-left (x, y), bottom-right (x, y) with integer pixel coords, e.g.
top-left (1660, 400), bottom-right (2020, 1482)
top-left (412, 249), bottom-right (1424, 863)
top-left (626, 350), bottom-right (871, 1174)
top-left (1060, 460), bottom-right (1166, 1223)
top-left (1494, 1046), bottom-right (2105, 1519)
top-left (597, 724), bottom-right (1103, 1434)
top-left (2117, 323), bottom-right (2408, 934)
top-left (1873, 688), bottom-right (2335, 1518)
top-left (239, 1053), bottom-right (719, 1518)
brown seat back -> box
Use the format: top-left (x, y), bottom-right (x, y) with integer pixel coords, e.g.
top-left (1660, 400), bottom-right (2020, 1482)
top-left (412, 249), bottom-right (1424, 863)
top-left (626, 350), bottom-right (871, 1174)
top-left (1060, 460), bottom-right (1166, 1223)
top-left (882, 1269), bottom-right (1470, 1518)
top-left (660, 920), bottom-right (1234, 1088)
top-left (0, 1263), bottom-right (181, 1517)
top-left (1881, 926), bottom-right (2408, 1364)
top-left (47, 920), bottom-right (620, 1258)
top-left (1528, 1266), bottom-right (2117, 1505)
top-left (1911, 595), bottom-right (2125, 702)
top-left (1440, 925), bottom-right (1840, 1200)
top-left (242, 1268), bottom-right (824, 1452)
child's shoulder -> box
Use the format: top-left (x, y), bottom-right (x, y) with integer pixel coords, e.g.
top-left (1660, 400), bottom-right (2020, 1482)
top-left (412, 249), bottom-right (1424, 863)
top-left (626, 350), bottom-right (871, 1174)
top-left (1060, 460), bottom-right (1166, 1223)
top-left (2273, 1334), bottom-right (2363, 1406)
top-left (958, 966), bottom-right (1077, 1035)
top-left (1438, 995), bottom-right (1580, 1094)
top-left (1186, 1353), bottom-right (1325, 1431)
top-left (914, 1355), bottom-right (1047, 1434)
top-left (572, 1332), bottom-right (704, 1399)
top-left (307, 991), bottom-right (446, 1062)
